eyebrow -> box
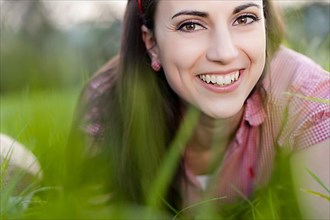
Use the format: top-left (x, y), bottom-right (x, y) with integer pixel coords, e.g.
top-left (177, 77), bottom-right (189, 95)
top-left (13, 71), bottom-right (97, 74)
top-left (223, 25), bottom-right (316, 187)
top-left (171, 11), bottom-right (208, 19)
top-left (171, 3), bottom-right (261, 20)
top-left (233, 3), bottom-right (261, 14)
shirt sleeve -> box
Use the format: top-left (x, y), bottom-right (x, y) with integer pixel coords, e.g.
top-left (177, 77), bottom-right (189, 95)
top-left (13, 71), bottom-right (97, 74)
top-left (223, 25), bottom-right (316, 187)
top-left (292, 76), bottom-right (330, 148)
top-left (275, 50), bottom-right (330, 150)
top-left (73, 57), bottom-right (118, 153)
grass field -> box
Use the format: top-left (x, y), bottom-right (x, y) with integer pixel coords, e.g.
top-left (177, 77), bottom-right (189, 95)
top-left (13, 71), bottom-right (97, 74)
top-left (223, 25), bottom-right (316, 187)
top-left (0, 87), bottom-right (311, 219)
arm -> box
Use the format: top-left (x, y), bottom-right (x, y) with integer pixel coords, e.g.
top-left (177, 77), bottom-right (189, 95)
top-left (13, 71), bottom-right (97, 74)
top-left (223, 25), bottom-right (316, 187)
top-left (291, 139), bottom-right (330, 219)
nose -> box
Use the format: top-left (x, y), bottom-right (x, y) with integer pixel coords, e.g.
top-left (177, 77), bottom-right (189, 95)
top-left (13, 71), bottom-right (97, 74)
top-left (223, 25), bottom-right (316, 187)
top-left (206, 27), bottom-right (239, 64)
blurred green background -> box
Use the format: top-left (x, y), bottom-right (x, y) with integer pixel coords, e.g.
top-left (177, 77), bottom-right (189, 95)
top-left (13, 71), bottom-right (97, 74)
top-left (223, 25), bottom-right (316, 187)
top-left (1, 1), bottom-right (124, 187)
top-left (0, 0), bottom-right (329, 218)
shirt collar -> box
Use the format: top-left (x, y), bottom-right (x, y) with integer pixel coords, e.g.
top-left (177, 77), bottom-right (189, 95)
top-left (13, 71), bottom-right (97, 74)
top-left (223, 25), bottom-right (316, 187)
top-left (244, 90), bottom-right (266, 126)
top-left (235, 90), bottom-right (266, 145)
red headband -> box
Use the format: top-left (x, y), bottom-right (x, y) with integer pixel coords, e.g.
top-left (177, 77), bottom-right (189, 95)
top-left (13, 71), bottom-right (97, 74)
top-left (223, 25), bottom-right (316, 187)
top-left (137, 0), bottom-right (143, 15)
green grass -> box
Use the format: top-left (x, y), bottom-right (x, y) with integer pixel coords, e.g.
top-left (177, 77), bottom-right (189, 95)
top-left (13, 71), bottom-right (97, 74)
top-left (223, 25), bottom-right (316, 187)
top-left (0, 88), bottom-right (304, 219)
top-left (1, 89), bottom-right (80, 186)
top-left (1, 87), bottom-right (329, 219)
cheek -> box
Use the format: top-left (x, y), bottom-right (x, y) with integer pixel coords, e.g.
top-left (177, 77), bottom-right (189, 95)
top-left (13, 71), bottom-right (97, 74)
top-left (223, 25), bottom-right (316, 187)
top-left (250, 27), bottom-right (266, 60)
top-left (158, 36), bottom-right (207, 71)
top-left (252, 33), bottom-right (266, 73)
top-left (157, 37), bottom-right (206, 100)
top-left (235, 27), bottom-right (266, 69)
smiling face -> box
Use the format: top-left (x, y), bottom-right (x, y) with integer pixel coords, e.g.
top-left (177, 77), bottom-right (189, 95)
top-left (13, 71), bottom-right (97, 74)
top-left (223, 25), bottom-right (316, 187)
top-left (143, 0), bottom-right (266, 119)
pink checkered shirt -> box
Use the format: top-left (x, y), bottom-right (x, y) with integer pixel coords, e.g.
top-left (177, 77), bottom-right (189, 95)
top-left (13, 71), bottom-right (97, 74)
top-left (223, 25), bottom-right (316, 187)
top-left (180, 46), bottom-right (330, 207)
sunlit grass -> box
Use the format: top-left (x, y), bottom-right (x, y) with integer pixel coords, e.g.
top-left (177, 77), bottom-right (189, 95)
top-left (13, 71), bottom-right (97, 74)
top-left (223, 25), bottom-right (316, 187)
top-left (0, 88), bottom-right (310, 219)
top-left (1, 89), bottom-right (81, 219)
top-left (1, 89), bottom-right (80, 186)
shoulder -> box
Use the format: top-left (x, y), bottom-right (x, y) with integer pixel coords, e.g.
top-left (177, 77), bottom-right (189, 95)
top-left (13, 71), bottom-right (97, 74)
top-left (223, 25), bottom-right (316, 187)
top-left (263, 46), bottom-right (329, 149)
top-left (77, 56), bottom-right (119, 139)
top-left (81, 55), bottom-right (119, 104)
top-left (265, 46), bottom-right (329, 99)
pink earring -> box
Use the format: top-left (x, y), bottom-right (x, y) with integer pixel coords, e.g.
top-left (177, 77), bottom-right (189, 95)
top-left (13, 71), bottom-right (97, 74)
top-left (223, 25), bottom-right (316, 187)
top-left (151, 59), bottom-right (161, 72)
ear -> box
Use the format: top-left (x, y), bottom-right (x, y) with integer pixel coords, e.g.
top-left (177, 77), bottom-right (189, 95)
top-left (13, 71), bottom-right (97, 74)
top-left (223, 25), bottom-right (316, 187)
top-left (141, 25), bottom-right (159, 59)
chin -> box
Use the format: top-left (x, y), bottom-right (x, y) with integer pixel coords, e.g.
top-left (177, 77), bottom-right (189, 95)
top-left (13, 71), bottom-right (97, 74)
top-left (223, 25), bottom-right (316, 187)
top-left (202, 103), bottom-right (244, 119)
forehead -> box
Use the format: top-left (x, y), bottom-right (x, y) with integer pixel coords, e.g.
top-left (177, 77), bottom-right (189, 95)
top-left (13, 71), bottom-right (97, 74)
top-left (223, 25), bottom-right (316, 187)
top-left (156, 0), bottom-right (264, 16)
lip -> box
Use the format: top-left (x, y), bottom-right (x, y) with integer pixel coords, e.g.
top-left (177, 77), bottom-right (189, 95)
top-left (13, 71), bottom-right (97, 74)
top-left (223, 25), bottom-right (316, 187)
top-left (196, 69), bottom-right (244, 93)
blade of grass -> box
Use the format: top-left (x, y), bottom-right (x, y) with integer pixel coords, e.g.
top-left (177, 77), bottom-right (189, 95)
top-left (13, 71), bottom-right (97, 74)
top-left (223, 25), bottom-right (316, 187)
top-left (146, 106), bottom-right (199, 209)
top-left (267, 189), bottom-right (278, 220)
top-left (172, 196), bottom-right (227, 220)
top-left (160, 196), bottom-right (178, 215)
top-left (284, 92), bottom-right (330, 105)
top-left (305, 168), bottom-right (330, 194)
top-left (300, 189), bottom-right (330, 201)
top-left (230, 184), bottom-right (261, 220)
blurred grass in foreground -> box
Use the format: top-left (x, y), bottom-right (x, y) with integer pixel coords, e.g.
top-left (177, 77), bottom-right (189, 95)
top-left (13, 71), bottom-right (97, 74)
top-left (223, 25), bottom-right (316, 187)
top-left (1, 89), bottom-right (80, 186)
top-left (0, 90), bottom-right (320, 219)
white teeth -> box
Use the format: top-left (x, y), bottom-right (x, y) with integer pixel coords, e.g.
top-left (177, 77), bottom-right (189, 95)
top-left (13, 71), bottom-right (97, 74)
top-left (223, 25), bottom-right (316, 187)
top-left (235, 71), bottom-right (239, 80)
top-left (224, 75), bottom-right (231, 85)
top-left (206, 75), bottom-right (211, 83)
top-left (211, 75), bottom-right (217, 83)
top-left (217, 76), bottom-right (224, 85)
top-left (199, 71), bottom-right (240, 86)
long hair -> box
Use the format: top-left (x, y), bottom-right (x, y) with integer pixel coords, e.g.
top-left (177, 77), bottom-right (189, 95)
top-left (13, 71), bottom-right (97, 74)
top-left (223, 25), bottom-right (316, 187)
top-left (104, 0), bottom-right (182, 206)
top-left (91, 0), bottom-right (284, 210)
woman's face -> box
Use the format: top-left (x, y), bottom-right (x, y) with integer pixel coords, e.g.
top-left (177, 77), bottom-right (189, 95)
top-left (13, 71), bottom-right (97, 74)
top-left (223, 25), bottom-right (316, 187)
top-left (149, 0), bottom-right (266, 119)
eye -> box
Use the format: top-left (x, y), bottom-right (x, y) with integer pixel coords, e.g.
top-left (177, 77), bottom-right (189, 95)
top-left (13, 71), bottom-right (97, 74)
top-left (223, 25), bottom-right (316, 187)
top-left (177, 21), bottom-right (206, 32)
top-left (233, 13), bottom-right (260, 26)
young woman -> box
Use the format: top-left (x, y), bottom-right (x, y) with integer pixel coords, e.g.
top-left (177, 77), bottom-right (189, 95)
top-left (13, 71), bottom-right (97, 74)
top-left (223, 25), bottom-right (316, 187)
top-left (77, 0), bottom-right (329, 218)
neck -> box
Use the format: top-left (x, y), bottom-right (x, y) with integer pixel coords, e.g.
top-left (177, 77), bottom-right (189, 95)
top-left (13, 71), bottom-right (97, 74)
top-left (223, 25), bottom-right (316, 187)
top-left (184, 108), bottom-right (244, 175)
top-left (187, 108), bottom-right (244, 151)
